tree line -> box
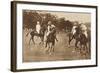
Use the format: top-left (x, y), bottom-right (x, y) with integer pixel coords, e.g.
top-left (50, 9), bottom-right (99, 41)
top-left (23, 10), bottom-right (90, 31)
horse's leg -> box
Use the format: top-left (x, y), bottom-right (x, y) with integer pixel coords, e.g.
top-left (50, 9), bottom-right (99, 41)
top-left (68, 34), bottom-right (71, 45)
top-left (45, 41), bottom-right (49, 54)
top-left (88, 42), bottom-right (90, 52)
top-left (69, 34), bottom-right (74, 45)
top-left (75, 39), bottom-right (79, 49)
top-left (88, 42), bottom-right (91, 55)
top-left (81, 44), bottom-right (87, 56)
top-left (55, 36), bottom-right (58, 42)
top-left (79, 43), bottom-right (82, 53)
top-left (31, 36), bottom-right (35, 45)
top-left (84, 43), bottom-right (88, 56)
top-left (47, 43), bottom-right (51, 54)
top-left (26, 31), bottom-right (30, 37)
top-left (49, 43), bottom-right (53, 55)
top-left (52, 40), bottom-right (55, 53)
top-left (79, 42), bottom-right (85, 56)
top-left (39, 36), bottom-right (41, 45)
top-left (80, 43), bottom-right (87, 56)
top-left (28, 36), bottom-right (33, 50)
top-left (79, 41), bottom-right (82, 51)
top-left (41, 36), bottom-right (44, 42)
top-left (45, 41), bottom-right (47, 48)
top-left (29, 37), bottom-right (32, 46)
top-left (39, 36), bottom-right (44, 45)
top-left (80, 45), bottom-right (84, 56)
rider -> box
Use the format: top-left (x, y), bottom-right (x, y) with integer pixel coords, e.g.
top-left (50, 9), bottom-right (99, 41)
top-left (80, 23), bottom-right (88, 38)
top-left (46, 21), bottom-right (52, 36)
top-left (36, 21), bottom-right (41, 34)
top-left (46, 21), bottom-right (58, 41)
top-left (71, 22), bottom-right (78, 38)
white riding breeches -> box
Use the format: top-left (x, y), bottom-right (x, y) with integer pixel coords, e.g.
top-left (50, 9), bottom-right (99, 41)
top-left (36, 24), bottom-right (41, 34)
top-left (83, 31), bottom-right (88, 38)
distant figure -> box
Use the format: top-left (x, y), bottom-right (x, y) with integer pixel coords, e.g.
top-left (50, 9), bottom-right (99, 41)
top-left (80, 23), bottom-right (87, 38)
top-left (71, 22), bottom-right (78, 37)
top-left (46, 21), bottom-right (55, 37)
top-left (46, 21), bottom-right (52, 36)
top-left (45, 21), bottom-right (58, 42)
top-left (36, 21), bottom-right (41, 34)
top-left (71, 25), bottom-right (77, 36)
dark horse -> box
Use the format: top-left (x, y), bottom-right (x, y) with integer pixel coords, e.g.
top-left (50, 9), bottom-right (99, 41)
top-left (45, 28), bottom-right (57, 54)
top-left (68, 25), bottom-right (80, 48)
top-left (27, 26), bottom-right (46, 45)
top-left (68, 25), bottom-right (90, 55)
top-left (79, 29), bottom-right (91, 55)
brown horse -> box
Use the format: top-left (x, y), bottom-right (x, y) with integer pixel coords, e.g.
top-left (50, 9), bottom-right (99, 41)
top-left (68, 25), bottom-right (90, 55)
top-left (26, 26), bottom-right (46, 46)
top-left (45, 28), bottom-right (58, 54)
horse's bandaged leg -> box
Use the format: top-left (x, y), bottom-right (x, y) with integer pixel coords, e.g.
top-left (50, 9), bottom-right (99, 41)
top-left (81, 29), bottom-right (87, 38)
top-left (84, 31), bottom-right (88, 38)
top-left (46, 31), bottom-right (50, 36)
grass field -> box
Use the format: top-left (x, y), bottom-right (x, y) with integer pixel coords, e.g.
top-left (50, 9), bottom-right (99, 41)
top-left (23, 30), bottom-right (91, 62)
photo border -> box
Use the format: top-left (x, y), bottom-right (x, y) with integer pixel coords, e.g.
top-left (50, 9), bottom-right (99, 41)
top-left (11, 1), bottom-right (98, 72)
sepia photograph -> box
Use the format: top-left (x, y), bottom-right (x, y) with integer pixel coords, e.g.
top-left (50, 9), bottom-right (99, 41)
top-left (23, 10), bottom-right (91, 62)
top-left (11, 1), bottom-right (97, 71)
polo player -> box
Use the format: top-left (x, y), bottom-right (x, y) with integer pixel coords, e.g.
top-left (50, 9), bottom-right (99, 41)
top-left (80, 23), bottom-right (88, 38)
top-left (46, 21), bottom-right (52, 36)
top-left (46, 21), bottom-right (58, 41)
top-left (71, 22), bottom-right (79, 37)
top-left (36, 21), bottom-right (41, 34)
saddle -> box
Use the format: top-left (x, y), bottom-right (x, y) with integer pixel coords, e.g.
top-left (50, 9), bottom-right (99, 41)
top-left (34, 30), bottom-right (44, 36)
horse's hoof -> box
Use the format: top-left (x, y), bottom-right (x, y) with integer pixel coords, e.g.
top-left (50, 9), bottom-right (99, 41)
top-left (30, 48), bottom-right (33, 51)
top-left (72, 50), bottom-right (75, 53)
top-left (49, 52), bottom-right (52, 55)
top-left (45, 49), bottom-right (49, 53)
top-left (75, 46), bottom-right (78, 48)
top-left (68, 45), bottom-right (70, 48)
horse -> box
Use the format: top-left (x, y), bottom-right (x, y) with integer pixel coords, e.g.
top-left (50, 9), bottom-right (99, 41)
top-left (68, 25), bottom-right (80, 48)
top-left (79, 28), bottom-right (91, 55)
top-left (26, 26), bottom-right (46, 46)
top-left (68, 24), bottom-right (90, 55)
top-left (45, 27), bottom-right (57, 54)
